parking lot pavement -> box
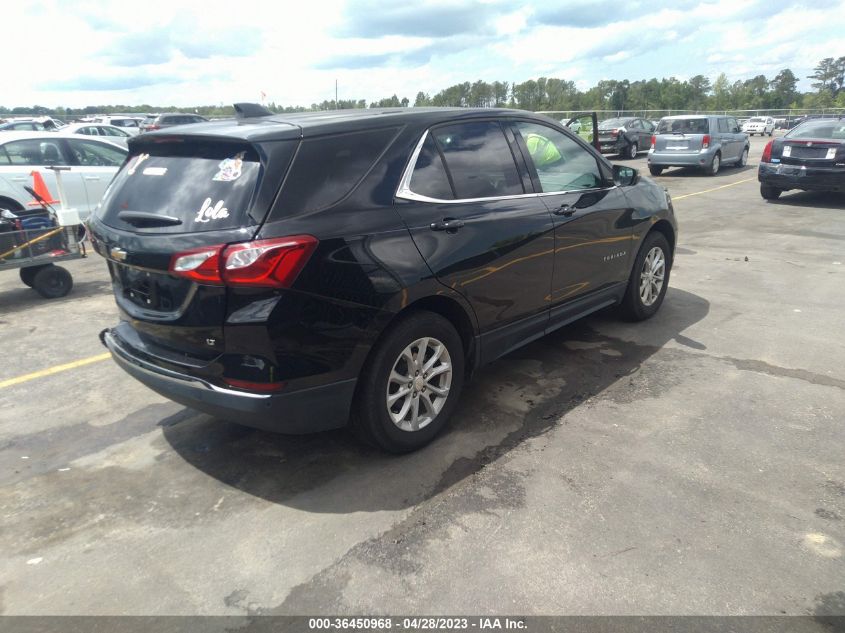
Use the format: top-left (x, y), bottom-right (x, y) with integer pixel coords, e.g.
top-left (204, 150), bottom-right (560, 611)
top-left (1, 132), bottom-right (843, 616)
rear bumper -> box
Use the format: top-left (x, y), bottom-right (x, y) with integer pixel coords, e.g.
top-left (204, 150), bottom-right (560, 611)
top-left (648, 149), bottom-right (714, 168)
top-left (599, 140), bottom-right (623, 154)
top-left (102, 328), bottom-right (356, 434)
top-left (758, 163), bottom-right (845, 192)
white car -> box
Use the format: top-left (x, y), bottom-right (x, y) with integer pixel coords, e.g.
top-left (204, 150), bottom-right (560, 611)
top-left (0, 116), bottom-right (66, 132)
top-left (63, 123), bottom-right (132, 147)
top-left (92, 116), bottom-right (144, 135)
top-left (0, 132), bottom-right (127, 222)
top-left (742, 116), bottom-right (775, 136)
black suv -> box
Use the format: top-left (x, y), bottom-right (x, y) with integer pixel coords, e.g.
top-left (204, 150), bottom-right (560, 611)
top-left (90, 105), bottom-right (678, 452)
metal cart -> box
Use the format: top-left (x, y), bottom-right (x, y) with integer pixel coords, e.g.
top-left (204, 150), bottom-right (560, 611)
top-left (0, 167), bottom-right (86, 299)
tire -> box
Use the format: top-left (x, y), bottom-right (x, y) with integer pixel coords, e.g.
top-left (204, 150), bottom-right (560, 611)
top-left (19, 264), bottom-right (49, 288)
top-left (649, 165), bottom-right (664, 176)
top-left (352, 311), bottom-right (465, 453)
top-left (760, 184), bottom-right (782, 200)
top-left (32, 264), bottom-right (73, 299)
top-left (620, 232), bottom-right (671, 321)
top-left (626, 142), bottom-right (638, 160)
top-left (768, 129), bottom-right (773, 137)
top-left (737, 147), bottom-right (749, 168)
top-left (705, 152), bottom-right (720, 176)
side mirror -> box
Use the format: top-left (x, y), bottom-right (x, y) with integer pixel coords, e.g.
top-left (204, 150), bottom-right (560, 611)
top-left (613, 164), bottom-right (638, 187)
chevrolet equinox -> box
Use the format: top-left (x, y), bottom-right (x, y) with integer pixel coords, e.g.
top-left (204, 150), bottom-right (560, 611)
top-left (90, 104), bottom-right (678, 452)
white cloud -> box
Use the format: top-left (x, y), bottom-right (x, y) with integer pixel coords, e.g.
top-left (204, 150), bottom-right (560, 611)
top-left (3, 0), bottom-right (845, 108)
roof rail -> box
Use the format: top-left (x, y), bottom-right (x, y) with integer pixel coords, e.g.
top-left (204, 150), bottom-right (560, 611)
top-left (234, 103), bottom-right (274, 119)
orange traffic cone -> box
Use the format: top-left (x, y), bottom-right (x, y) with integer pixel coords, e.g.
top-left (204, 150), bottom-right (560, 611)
top-left (27, 170), bottom-right (60, 206)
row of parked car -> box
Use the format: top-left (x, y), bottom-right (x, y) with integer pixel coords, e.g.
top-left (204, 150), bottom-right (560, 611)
top-left (585, 112), bottom-right (844, 198)
top-left (0, 113), bottom-right (210, 147)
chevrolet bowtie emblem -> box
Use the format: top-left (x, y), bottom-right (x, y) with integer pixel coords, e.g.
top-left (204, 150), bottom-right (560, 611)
top-left (110, 247), bottom-right (127, 261)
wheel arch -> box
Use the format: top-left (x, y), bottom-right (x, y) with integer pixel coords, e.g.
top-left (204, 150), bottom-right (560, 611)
top-left (396, 294), bottom-right (477, 373)
top-left (362, 292), bottom-right (480, 382)
top-left (0, 195), bottom-right (25, 212)
top-left (648, 219), bottom-right (676, 257)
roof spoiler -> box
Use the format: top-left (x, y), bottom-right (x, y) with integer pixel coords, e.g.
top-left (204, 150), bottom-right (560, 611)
top-left (234, 103), bottom-right (274, 119)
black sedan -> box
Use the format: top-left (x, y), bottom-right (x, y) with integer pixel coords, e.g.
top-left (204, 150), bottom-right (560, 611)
top-left (758, 117), bottom-right (845, 200)
top-left (596, 117), bottom-right (655, 159)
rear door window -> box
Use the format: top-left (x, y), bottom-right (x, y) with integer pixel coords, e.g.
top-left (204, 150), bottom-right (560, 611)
top-left (0, 139), bottom-right (71, 165)
top-left (96, 141), bottom-right (268, 233)
top-left (718, 119), bottom-right (729, 133)
top-left (431, 121), bottom-right (523, 199)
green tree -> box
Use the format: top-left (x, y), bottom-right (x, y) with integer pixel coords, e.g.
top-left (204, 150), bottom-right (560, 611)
top-left (808, 57), bottom-right (845, 96)
top-left (769, 69), bottom-right (797, 108)
top-left (688, 75), bottom-right (711, 110)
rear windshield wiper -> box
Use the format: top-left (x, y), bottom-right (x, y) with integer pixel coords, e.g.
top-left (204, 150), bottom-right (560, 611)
top-left (118, 211), bottom-right (182, 227)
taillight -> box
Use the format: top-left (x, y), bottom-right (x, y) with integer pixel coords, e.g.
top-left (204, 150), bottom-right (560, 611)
top-left (762, 140), bottom-right (773, 163)
top-left (702, 134), bottom-right (710, 149)
top-left (223, 236), bottom-right (318, 287)
top-left (170, 246), bottom-right (224, 284)
top-left (651, 135), bottom-right (656, 148)
top-left (169, 235), bottom-right (318, 288)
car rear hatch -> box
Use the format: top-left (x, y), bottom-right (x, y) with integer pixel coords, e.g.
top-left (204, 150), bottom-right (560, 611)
top-left (90, 135), bottom-right (297, 359)
top-left (654, 118), bottom-right (709, 152)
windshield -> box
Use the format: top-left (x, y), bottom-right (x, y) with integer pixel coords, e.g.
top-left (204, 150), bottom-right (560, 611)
top-left (786, 119), bottom-right (845, 139)
top-left (656, 118), bottom-right (709, 134)
top-left (748, 117), bottom-right (765, 123)
top-left (599, 118), bottom-right (627, 129)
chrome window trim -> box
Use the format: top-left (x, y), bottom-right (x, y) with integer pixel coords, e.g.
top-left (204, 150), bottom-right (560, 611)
top-left (395, 129), bottom-right (616, 205)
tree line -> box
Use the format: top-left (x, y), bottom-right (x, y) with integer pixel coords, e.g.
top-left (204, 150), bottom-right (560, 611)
top-left (3, 57), bottom-right (843, 119)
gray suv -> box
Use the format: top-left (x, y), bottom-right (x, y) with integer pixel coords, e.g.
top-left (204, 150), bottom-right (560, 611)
top-left (140, 113), bottom-right (208, 133)
top-left (648, 115), bottom-right (749, 176)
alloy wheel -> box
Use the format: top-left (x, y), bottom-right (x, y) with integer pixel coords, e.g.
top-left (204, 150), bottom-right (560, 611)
top-left (386, 337), bottom-right (453, 432)
top-left (639, 247), bottom-right (666, 307)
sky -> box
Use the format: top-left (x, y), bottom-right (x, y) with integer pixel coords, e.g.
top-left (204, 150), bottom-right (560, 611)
top-left (4, 0), bottom-right (845, 108)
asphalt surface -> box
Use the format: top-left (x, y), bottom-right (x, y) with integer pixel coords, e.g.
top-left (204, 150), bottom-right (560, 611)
top-left (1, 133), bottom-right (843, 617)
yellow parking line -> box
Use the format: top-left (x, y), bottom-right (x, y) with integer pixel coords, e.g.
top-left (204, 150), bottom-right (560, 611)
top-left (672, 177), bottom-right (755, 200)
top-left (0, 353), bottom-right (110, 389)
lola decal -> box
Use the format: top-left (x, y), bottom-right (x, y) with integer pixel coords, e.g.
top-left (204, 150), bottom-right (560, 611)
top-left (194, 198), bottom-right (229, 223)
top-left (212, 152), bottom-right (245, 182)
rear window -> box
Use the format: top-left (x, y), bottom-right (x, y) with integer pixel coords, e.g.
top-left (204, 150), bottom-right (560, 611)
top-left (599, 118), bottom-right (627, 128)
top-left (97, 141), bottom-right (264, 233)
top-left (278, 127), bottom-right (399, 214)
top-left (787, 120), bottom-right (845, 139)
top-left (656, 118), bottom-right (709, 134)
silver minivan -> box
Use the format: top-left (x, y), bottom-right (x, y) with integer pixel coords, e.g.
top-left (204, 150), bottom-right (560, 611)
top-left (648, 115), bottom-right (749, 176)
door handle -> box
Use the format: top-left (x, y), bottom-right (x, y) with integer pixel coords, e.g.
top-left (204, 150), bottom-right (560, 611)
top-left (84, 176), bottom-right (100, 181)
top-left (430, 218), bottom-right (465, 231)
top-left (552, 204), bottom-right (575, 217)
top-left (11, 177), bottom-right (27, 182)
